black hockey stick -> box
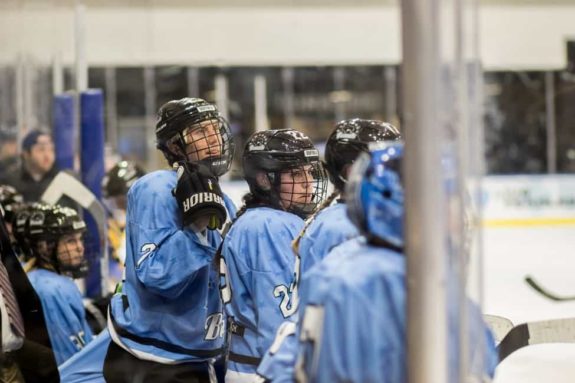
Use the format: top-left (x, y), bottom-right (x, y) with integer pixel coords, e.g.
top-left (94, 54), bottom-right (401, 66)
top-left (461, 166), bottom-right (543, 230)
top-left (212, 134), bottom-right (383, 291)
top-left (525, 275), bottom-right (575, 302)
top-left (497, 317), bottom-right (575, 363)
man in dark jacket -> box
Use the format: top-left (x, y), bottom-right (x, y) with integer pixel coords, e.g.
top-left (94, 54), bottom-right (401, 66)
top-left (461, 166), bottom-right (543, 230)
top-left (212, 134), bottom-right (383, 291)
top-left (1, 130), bottom-right (59, 203)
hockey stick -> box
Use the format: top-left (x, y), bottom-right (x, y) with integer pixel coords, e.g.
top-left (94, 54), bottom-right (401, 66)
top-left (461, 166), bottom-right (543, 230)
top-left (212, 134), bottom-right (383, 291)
top-left (41, 171), bottom-right (109, 296)
top-left (525, 275), bottom-right (575, 302)
top-left (497, 317), bottom-right (575, 363)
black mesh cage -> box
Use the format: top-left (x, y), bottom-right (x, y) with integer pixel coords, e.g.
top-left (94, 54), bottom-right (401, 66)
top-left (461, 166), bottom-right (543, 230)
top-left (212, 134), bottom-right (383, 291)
top-left (177, 116), bottom-right (235, 177)
top-left (271, 161), bottom-right (329, 219)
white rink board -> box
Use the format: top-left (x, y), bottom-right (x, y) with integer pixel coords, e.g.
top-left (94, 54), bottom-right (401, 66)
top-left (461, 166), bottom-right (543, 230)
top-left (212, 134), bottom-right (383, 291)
top-left (482, 175), bottom-right (575, 383)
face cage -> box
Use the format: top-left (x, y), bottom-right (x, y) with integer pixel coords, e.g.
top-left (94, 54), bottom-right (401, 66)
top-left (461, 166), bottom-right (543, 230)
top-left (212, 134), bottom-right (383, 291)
top-left (55, 231), bottom-right (89, 279)
top-left (271, 162), bottom-right (329, 219)
top-left (173, 116), bottom-right (234, 177)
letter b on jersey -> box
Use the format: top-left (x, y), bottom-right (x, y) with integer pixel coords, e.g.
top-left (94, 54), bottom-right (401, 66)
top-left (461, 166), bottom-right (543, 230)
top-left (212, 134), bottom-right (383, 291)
top-left (204, 313), bottom-right (225, 340)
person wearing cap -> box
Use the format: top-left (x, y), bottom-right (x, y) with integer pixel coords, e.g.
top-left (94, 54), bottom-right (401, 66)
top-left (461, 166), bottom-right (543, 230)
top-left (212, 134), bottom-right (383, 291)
top-left (0, 130), bottom-right (58, 203)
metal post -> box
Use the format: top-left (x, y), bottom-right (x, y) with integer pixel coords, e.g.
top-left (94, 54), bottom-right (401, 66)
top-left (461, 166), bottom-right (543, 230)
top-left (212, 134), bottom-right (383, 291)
top-left (15, 57), bottom-right (25, 149)
top-left (214, 73), bottom-right (230, 180)
top-left (333, 67), bottom-right (346, 123)
top-left (143, 66), bottom-right (157, 171)
top-left (105, 67), bottom-right (118, 152)
top-left (384, 66), bottom-right (397, 123)
top-left (52, 53), bottom-right (64, 96)
top-left (254, 74), bottom-right (269, 132)
top-left (215, 73), bottom-right (229, 120)
top-left (402, 1), bottom-right (448, 383)
top-left (75, 1), bottom-right (87, 93)
top-left (187, 67), bottom-right (199, 98)
top-left (282, 67), bottom-right (295, 131)
top-left (545, 71), bottom-right (557, 174)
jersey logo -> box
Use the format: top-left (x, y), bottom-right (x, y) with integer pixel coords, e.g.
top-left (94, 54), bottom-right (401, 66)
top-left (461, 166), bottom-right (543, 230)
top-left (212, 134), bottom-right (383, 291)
top-left (137, 243), bottom-right (157, 267)
top-left (197, 105), bottom-right (216, 113)
top-left (182, 193), bottom-right (225, 212)
top-left (204, 312), bottom-right (225, 340)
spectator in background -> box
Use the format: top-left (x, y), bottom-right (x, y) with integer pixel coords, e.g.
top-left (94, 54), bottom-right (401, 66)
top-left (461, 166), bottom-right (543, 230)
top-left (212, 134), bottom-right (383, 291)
top-left (0, 130), bottom-right (58, 203)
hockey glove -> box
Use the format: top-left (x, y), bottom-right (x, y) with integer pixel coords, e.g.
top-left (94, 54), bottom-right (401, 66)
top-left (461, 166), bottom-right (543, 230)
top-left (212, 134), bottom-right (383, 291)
top-left (173, 161), bottom-right (227, 230)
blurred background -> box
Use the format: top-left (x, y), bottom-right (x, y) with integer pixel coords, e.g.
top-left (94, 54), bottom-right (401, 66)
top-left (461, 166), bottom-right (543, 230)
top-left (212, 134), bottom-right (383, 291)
top-left (2, 3), bottom-right (575, 378)
top-left (2, 0), bottom-right (575, 176)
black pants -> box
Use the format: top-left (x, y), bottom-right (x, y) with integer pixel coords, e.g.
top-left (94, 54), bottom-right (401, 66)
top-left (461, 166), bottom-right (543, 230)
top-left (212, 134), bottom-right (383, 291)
top-left (103, 341), bottom-right (213, 383)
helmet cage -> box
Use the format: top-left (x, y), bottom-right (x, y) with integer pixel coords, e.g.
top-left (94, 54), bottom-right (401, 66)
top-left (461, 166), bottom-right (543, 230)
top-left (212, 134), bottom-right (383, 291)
top-left (270, 161), bottom-right (328, 218)
top-left (56, 231), bottom-right (89, 279)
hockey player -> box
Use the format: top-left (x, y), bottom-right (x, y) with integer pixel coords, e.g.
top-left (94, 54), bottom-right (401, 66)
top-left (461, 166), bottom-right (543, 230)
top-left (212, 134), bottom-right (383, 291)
top-left (104, 98), bottom-right (237, 383)
top-left (25, 204), bottom-right (94, 365)
top-left (257, 119), bottom-right (401, 381)
top-left (297, 119), bottom-right (401, 274)
top-left (294, 143), bottom-right (498, 383)
top-left (219, 129), bottom-right (328, 382)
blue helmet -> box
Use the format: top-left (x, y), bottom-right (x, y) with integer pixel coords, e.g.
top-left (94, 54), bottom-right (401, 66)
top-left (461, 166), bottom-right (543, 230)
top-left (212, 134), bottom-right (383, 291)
top-left (346, 142), bottom-right (404, 248)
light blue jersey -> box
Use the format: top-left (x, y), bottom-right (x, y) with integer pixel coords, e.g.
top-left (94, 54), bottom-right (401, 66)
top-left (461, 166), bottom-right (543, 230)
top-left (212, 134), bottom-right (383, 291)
top-left (257, 237), bottom-right (363, 382)
top-left (107, 170), bottom-right (236, 364)
top-left (220, 207), bottom-right (304, 380)
top-left (58, 329), bottom-right (111, 383)
top-left (256, 204), bottom-right (360, 382)
top-left (295, 244), bottom-right (498, 383)
top-left (28, 268), bottom-right (94, 365)
top-left (297, 202), bottom-right (359, 275)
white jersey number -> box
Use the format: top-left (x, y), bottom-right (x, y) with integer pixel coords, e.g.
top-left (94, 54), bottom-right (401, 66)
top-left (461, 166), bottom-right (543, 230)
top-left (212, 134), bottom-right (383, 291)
top-left (219, 257), bottom-right (232, 304)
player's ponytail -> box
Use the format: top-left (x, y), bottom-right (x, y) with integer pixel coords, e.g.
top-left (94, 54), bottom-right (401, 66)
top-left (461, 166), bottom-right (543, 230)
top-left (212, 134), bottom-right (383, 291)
top-left (292, 190), bottom-right (339, 256)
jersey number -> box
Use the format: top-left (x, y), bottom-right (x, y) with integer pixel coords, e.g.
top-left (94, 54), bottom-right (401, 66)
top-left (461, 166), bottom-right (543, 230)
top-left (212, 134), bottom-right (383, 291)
top-left (219, 257), bottom-right (232, 304)
top-left (273, 255), bottom-right (301, 318)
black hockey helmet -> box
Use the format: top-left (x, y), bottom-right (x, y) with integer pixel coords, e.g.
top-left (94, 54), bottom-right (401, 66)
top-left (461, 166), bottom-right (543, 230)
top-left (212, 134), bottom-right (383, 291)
top-left (102, 161), bottom-right (145, 199)
top-left (155, 97), bottom-right (235, 176)
top-left (26, 204), bottom-right (88, 279)
top-left (242, 129), bottom-right (328, 218)
top-left (11, 203), bottom-right (34, 260)
top-left (324, 118), bottom-right (401, 191)
top-left (0, 185), bottom-right (24, 224)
